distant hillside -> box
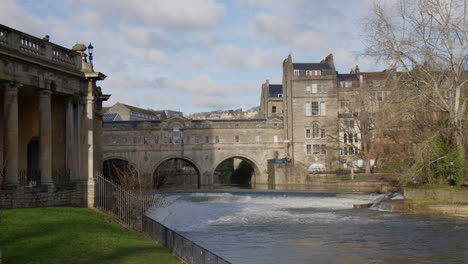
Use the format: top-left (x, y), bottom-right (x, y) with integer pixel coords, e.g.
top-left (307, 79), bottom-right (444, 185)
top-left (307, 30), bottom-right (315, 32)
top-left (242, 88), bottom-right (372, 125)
top-left (187, 106), bottom-right (260, 120)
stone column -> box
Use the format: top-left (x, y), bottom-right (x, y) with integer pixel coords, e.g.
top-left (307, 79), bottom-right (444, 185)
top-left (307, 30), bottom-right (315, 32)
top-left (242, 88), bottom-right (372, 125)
top-left (3, 83), bottom-right (20, 188)
top-left (86, 95), bottom-right (95, 208)
top-left (39, 90), bottom-right (54, 188)
top-left (65, 98), bottom-right (75, 181)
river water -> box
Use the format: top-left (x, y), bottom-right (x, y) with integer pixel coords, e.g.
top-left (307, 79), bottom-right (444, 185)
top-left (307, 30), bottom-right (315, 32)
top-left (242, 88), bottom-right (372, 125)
top-left (147, 191), bottom-right (468, 264)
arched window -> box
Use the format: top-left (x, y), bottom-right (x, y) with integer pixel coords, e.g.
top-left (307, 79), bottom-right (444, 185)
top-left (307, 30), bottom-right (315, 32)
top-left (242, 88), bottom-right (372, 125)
top-left (172, 127), bottom-right (181, 144)
top-left (312, 123), bottom-right (320, 138)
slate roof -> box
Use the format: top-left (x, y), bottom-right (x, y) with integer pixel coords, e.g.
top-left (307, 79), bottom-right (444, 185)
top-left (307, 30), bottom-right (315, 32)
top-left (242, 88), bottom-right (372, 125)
top-left (269, 84), bottom-right (283, 97)
top-left (292, 63), bottom-right (331, 70)
top-left (337, 74), bottom-right (359, 81)
top-left (103, 113), bottom-right (121, 122)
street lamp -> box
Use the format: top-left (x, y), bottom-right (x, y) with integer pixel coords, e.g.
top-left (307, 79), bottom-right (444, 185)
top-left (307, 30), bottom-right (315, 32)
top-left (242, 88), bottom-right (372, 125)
top-left (87, 43), bottom-right (94, 62)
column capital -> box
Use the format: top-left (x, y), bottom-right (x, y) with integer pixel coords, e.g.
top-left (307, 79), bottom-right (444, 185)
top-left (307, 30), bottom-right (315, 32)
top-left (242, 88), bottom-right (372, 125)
top-left (1, 81), bottom-right (22, 92)
top-left (38, 89), bottom-right (53, 96)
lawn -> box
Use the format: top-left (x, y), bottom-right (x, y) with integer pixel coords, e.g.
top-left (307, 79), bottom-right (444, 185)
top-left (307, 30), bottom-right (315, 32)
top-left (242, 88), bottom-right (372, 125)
top-left (0, 206), bottom-right (181, 264)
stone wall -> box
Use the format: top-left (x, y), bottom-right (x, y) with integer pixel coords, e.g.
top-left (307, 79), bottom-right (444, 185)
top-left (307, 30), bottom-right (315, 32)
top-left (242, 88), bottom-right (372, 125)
top-left (404, 188), bottom-right (468, 204)
top-left (0, 187), bottom-right (85, 209)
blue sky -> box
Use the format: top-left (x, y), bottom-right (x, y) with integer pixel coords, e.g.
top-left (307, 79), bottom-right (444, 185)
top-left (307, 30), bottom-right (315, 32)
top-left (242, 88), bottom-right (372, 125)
top-left (2, 0), bottom-right (382, 114)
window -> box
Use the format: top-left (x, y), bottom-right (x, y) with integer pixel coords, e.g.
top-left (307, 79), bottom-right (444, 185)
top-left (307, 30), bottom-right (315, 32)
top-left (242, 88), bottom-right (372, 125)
top-left (318, 84), bottom-right (327, 93)
top-left (340, 81), bottom-right (352, 88)
top-left (306, 83), bottom-right (327, 94)
top-left (305, 102), bottom-right (312, 116)
top-left (312, 102), bottom-right (319, 115)
top-left (186, 136), bottom-right (190, 144)
top-left (311, 84), bottom-right (318, 93)
top-left (312, 123), bottom-right (320, 138)
top-left (307, 101), bottom-right (326, 116)
top-left (321, 129), bottom-right (326, 138)
top-left (344, 133), bottom-right (348, 143)
top-left (349, 133), bottom-right (353, 143)
top-left (155, 136), bottom-right (159, 144)
top-left (354, 133), bottom-right (358, 143)
top-left (172, 128), bottom-right (180, 144)
top-left (274, 135), bottom-right (278, 143)
top-left (313, 144), bottom-right (320, 154)
top-left (340, 101), bottom-right (349, 112)
top-left (272, 106), bottom-right (277, 113)
top-left (215, 136), bottom-right (220, 143)
top-left (255, 135), bottom-right (260, 143)
top-left (195, 136), bottom-right (200, 144)
top-left (305, 129), bottom-right (311, 139)
top-left (344, 120), bottom-right (355, 129)
top-left (235, 135), bottom-right (240, 143)
top-left (306, 70), bottom-right (322, 76)
top-left (306, 144), bottom-right (312, 155)
top-left (205, 136), bottom-right (209, 143)
top-left (112, 137), bottom-right (117, 144)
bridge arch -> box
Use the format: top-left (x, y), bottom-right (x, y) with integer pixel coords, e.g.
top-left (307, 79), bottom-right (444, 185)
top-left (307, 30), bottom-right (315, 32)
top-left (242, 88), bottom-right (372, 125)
top-left (102, 158), bottom-right (139, 187)
top-left (152, 156), bottom-right (202, 190)
top-left (212, 154), bottom-right (261, 187)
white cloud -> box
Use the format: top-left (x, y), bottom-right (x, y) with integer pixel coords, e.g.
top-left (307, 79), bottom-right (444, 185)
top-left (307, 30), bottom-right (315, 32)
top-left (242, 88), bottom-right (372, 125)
top-left (214, 44), bottom-right (283, 69)
top-left (0, 0), bottom-right (46, 36)
top-left (121, 45), bottom-right (170, 64)
top-left (249, 12), bottom-right (331, 51)
top-left (75, 0), bottom-right (224, 29)
top-left (162, 75), bottom-right (226, 96)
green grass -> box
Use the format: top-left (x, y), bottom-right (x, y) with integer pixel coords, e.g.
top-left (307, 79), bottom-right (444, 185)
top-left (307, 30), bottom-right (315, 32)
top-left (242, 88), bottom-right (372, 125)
top-left (0, 206), bottom-right (181, 264)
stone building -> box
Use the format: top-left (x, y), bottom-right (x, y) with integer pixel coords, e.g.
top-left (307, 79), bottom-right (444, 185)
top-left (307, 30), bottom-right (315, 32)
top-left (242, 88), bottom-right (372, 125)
top-left (102, 54), bottom-right (398, 188)
top-left (104, 102), bottom-right (162, 121)
top-left (0, 24), bottom-right (107, 208)
top-left (259, 80), bottom-right (284, 119)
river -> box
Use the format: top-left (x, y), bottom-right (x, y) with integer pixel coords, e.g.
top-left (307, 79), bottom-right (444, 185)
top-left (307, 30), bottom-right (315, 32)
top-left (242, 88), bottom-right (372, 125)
top-left (147, 191), bottom-right (468, 264)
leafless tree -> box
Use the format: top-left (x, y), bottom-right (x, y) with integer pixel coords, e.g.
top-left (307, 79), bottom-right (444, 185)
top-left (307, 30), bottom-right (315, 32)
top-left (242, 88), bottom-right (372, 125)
top-left (364, 0), bottom-right (468, 181)
top-left (337, 74), bottom-right (401, 174)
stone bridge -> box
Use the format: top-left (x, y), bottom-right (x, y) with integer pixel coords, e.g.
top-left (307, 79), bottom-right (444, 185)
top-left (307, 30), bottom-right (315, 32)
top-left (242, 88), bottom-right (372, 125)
top-left (102, 115), bottom-right (285, 187)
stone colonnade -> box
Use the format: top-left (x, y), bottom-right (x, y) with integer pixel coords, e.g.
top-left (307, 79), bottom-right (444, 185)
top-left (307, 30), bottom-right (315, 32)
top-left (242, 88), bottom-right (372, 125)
top-left (1, 82), bottom-right (85, 189)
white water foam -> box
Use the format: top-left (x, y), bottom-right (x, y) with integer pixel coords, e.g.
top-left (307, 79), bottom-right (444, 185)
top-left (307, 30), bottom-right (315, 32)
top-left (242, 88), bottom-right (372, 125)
top-left (146, 192), bottom-right (377, 231)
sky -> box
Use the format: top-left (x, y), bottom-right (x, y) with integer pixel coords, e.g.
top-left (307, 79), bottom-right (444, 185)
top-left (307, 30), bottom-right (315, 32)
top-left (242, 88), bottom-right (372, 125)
top-left (1, 0), bottom-right (382, 114)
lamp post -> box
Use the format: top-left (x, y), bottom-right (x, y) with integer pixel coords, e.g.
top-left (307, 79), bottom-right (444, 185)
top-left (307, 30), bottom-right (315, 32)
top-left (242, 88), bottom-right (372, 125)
top-left (87, 43), bottom-right (94, 62)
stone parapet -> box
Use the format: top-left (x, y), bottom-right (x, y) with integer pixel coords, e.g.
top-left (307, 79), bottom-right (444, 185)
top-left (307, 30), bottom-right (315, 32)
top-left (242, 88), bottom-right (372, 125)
top-left (0, 24), bottom-right (81, 72)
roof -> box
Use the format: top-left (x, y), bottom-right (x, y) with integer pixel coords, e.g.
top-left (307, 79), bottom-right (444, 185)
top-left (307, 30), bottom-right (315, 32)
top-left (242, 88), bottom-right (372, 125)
top-left (337, 74), bottom-right (359, 81)
top-left (269, 84), bottom-right (283, 97)
top-left (361, 72), bottom-right (389, 81)
top-left (121, 104), bottom-right (156, 116)
top-left (293, 63), bottom-right (331, 71)
top-left (102, 113), bottom-right (121, 121)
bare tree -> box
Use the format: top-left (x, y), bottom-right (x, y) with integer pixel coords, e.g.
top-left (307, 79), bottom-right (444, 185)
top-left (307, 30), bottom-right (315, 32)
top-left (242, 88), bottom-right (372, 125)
top-left (338, 74), bottom-right (400, 174)
top-left (364, 0), bottom-right (468, 183)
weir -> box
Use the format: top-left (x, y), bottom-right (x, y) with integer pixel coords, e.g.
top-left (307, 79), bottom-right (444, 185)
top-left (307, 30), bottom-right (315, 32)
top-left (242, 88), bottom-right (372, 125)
top-left (146, 191), bottom-right (468, 264)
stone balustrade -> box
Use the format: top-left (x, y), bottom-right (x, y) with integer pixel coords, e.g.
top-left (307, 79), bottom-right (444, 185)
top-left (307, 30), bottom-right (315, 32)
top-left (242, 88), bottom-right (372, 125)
top-left (0, 24), bottom-right (81, 71)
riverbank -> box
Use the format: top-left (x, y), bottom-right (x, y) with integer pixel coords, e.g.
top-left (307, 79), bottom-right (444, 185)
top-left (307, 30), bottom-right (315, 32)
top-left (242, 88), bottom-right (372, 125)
top-left (0, 206), bottom-right (180, 264)
top-left (399, 186), bottom-right (468, 217)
